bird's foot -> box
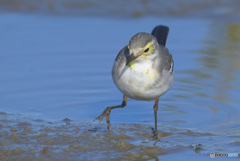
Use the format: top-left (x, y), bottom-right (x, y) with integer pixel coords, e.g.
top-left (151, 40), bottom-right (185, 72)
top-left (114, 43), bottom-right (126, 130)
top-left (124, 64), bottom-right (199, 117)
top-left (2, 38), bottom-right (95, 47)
top-left (153, 133), bottom-right (158, 139)
top-left (94, 107), bottom-right (111, 129)
top-left (151, 127), bottom-right (158, 139)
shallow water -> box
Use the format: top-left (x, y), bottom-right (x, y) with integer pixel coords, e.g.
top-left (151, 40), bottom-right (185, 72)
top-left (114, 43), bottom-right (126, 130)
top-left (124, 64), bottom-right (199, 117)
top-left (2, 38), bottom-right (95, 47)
top-left (1, 13), bottom-right (240, 160)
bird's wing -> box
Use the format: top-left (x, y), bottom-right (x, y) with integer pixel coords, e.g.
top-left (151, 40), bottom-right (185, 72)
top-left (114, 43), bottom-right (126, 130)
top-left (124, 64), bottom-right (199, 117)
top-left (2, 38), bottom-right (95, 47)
top-left (151, 25), bottom-right (173, 73)
top-left (159, 46), bottom-right (174, 73)
top-left (112, 46), bottom-right (129, 80)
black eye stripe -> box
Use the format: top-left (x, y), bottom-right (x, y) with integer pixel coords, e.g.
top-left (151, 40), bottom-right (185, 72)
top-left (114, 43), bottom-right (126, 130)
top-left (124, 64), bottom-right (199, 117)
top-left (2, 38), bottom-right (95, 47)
top-left (144, 48), bottom-right (149, 53)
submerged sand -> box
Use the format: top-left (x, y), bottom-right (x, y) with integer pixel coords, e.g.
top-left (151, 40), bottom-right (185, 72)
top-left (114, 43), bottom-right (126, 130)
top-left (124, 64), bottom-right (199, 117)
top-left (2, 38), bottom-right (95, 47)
top-left (0, 111), bottom-right (210, 161)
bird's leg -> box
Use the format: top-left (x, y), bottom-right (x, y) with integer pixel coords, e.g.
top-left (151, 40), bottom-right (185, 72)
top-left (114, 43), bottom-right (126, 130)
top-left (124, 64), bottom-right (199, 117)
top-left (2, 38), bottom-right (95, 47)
top-left (153, 98), bottom-right (159, 139)
top-left (94, 95), bottom-right (127, 130)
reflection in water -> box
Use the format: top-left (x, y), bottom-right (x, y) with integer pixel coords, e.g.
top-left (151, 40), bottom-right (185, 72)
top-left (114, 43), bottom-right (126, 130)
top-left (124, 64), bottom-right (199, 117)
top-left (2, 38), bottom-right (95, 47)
top-left (201, 23), bottom-right (240, 101)
top-left (1, 14), bottom-right (240, 160)
top-left (187, 22), bottom-right (240, 133)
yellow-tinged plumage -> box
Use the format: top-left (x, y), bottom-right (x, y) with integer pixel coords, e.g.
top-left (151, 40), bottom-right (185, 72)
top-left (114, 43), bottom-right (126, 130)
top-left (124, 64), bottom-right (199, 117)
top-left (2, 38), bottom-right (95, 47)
top-left (144, 69), bottom-right (151, 74)
top-left (148, 72), bottom-right (156, 80)
top-left (95, 26), bottom-right (174, 139)
top-left (129, 61), bottom-right (135, 69)
top-left (143, 68), bottom-right (156, 81)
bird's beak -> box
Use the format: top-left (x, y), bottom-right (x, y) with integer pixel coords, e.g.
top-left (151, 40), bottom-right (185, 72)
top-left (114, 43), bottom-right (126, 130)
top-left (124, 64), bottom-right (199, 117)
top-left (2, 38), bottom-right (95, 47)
top-left (126, 53), bottom-right (142, 65)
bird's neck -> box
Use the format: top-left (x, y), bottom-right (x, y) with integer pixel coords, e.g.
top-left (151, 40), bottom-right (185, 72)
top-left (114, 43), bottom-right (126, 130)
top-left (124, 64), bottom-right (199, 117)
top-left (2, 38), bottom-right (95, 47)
top-left (128, 52), bottom-right (158, 70)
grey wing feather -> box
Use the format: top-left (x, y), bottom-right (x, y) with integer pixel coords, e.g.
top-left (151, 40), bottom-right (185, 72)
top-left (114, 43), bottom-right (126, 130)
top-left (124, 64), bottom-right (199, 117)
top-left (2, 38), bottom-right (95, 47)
top-left (112, 46), bottom-right (129, 80)
top-left (152, 25), bottom-right (173, 73)
top-left (158, 45), bottom-right (174, 73)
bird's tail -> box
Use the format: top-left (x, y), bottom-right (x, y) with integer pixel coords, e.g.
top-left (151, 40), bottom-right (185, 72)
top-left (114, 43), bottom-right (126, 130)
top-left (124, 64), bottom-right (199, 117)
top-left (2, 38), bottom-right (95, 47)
top-left (151, 25), bottom-right (169, 47)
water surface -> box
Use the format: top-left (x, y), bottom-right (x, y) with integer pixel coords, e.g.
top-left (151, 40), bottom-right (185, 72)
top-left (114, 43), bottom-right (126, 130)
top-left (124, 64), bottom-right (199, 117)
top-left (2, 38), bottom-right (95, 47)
top-left (1, 13), bottom-right (240, 160)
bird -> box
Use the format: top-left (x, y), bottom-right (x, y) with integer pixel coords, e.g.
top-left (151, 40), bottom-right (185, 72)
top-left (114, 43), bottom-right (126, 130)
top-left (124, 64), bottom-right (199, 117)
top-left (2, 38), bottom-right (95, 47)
top-left (94, 25), bottom-right (174, 138)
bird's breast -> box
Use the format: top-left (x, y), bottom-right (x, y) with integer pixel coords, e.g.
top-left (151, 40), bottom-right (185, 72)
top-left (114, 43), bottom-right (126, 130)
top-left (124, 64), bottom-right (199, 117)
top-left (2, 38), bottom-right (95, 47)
top-left (123, 60), bottom-right (157, 87)
top-left (114, 60), bottom-right (163, 101)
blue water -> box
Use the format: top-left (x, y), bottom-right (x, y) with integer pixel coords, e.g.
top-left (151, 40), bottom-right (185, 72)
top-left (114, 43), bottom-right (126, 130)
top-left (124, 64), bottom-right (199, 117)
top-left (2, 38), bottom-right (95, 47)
top-left (1, 13), bottom-right (240, 160)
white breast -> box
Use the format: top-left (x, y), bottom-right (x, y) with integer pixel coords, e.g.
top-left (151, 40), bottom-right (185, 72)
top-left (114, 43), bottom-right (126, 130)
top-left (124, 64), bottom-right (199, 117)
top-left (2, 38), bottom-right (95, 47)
top-left (113, 58), bottom-right (174, 101)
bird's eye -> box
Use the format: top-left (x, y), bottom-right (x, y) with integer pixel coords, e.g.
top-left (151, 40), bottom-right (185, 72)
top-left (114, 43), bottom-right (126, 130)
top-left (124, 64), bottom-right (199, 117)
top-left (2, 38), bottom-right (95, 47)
top-left (144, 48), bottom-right (149, 53)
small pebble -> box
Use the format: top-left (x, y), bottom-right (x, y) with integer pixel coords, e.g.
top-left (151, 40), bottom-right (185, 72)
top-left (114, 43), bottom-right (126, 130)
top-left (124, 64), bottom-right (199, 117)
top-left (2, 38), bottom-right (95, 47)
top-left (40, 147), bottom-right (48, 154)
top-left (12, 147), bottom-right (24, 155)
top-left (24, 127), bottom-right (31, 131)
top-left (11, 128), bottom-right (17, 132)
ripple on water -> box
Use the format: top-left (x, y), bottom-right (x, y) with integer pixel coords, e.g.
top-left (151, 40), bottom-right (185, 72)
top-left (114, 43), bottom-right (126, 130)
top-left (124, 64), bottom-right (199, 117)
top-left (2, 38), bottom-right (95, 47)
top-left (1, 13), bottom-right (240, 160)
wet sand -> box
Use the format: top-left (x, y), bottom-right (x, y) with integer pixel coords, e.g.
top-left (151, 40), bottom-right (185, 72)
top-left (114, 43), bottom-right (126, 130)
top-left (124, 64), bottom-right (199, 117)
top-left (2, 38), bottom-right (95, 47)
top-left (1, 111), bottom-right (216, 161)
top-left (1, 1), bottom-right (240, 160)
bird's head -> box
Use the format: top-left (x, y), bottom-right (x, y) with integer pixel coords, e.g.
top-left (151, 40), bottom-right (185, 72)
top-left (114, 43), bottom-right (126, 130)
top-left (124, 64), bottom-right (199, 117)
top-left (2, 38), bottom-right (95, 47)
top-left (127, 32), bottom-right (158, 65)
